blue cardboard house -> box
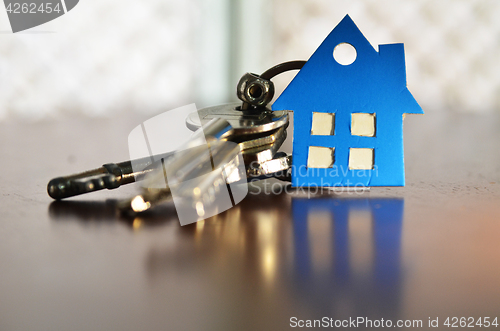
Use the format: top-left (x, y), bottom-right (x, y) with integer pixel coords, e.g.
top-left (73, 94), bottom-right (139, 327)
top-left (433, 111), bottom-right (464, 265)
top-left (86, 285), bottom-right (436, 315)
top-left (272, 15), bottom-right (422, 187)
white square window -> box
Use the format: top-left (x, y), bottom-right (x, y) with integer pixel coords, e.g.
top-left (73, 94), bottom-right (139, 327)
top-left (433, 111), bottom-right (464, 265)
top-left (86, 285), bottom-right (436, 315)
top-left (307, 146), bottom-right (335, 168)
top-left (351, 113), bottom-right (375, 137)
top-left (348, 148), bottom-right (374, 170)
top-left (311, 112), bottom-right (335, 135)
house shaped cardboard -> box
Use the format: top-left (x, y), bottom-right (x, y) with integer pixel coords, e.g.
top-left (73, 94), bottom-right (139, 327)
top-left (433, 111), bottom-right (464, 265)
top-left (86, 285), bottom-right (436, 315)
top-left (272, 15), bottom-right (422, 187)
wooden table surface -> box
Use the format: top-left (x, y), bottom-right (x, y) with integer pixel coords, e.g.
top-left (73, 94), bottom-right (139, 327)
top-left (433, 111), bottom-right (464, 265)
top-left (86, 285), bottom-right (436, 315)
top-left (1, 111), bottom-right (499, 330)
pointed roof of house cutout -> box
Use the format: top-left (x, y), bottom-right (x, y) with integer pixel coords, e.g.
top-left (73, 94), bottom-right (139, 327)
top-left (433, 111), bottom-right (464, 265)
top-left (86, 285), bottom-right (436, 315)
top-left (272, 15), bottom-right (422, 115)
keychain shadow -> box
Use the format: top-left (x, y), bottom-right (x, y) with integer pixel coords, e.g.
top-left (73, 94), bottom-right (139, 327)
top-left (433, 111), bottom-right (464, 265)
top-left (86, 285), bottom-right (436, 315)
top-left (144, 188), bottom-right (405, 319)
top-left (48, 199), bottom-right (179, 228)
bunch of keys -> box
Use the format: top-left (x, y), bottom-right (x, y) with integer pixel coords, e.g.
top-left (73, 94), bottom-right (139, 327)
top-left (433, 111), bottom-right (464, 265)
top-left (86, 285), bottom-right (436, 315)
top-left (47, 61), bottom-right (306, 223)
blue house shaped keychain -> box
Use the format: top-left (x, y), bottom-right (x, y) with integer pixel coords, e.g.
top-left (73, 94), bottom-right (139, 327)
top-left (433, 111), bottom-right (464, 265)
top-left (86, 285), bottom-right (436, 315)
top-left (272, 15), bottom-right (422, 187)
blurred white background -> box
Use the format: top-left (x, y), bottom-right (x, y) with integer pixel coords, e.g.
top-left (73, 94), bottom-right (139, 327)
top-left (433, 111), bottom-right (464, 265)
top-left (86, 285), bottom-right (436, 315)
top-left (0, 0), bottom-right (499, 120)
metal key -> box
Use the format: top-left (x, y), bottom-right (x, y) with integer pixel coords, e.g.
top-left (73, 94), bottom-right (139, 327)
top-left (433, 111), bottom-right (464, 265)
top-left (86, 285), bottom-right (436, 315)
top-left (118, 104), bottom-right (291, 216)
top-left (120, 133), bottom-right (292, 216)
top-left (47, 103), bottom-right (288, 200)
top-left (47, 58), bottom-right (309, 202)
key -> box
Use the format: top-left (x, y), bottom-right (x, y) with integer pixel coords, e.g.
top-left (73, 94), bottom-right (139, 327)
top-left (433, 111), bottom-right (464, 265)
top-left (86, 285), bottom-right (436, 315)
top-left (47, 154), bottom-right (172, 200)
top-left (47, 103), bottom-right (288, 200)
top-left (122, 150), bottom-right (292, 217)
top-left (120, 128), bottom-right (291, 216)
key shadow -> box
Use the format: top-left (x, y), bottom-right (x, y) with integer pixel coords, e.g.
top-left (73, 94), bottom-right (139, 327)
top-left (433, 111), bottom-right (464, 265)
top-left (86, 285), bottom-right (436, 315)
top-left (143, 191), bottom-right (405, 321)
top-left (48, 200), bottom-right (179, 228)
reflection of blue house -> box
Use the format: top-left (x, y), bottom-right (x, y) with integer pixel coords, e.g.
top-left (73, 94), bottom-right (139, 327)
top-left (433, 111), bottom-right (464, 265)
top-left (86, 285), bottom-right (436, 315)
top-left (292, 198), bottom-right (404, 317)
top-left (272, 15), bottom-right (422, 187)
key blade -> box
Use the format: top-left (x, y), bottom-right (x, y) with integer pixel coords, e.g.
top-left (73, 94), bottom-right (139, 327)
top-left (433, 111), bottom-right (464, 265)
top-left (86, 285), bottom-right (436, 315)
top-left (122, 140), bottom-right (247, 222)
top-left (170, 140), bottom-right (247, 225)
